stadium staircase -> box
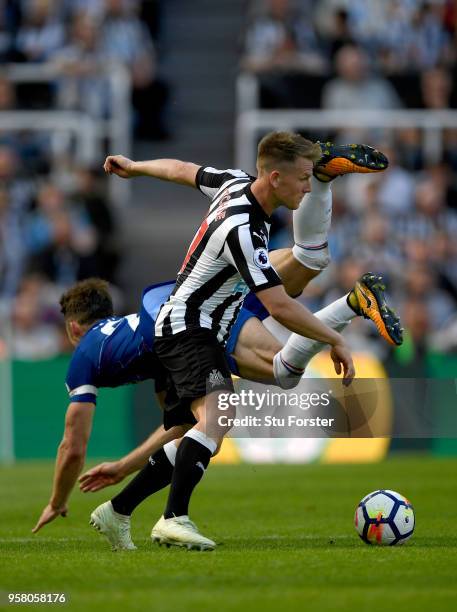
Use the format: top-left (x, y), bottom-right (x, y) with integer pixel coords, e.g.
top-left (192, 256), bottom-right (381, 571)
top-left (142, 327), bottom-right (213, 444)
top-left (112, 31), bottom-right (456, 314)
top-left (119, 0), bottom-right (246, 304)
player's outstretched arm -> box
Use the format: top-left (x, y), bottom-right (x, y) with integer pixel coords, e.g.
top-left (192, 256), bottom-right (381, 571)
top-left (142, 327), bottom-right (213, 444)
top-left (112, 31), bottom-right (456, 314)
top-left (256, 285), bottom-right (355, 385)
top-left (32, 402), bottom-right (95, 533)
top-left (79, 423), bottom-right (187, 492)
top-left (104, 155), bottom-right (201, 187)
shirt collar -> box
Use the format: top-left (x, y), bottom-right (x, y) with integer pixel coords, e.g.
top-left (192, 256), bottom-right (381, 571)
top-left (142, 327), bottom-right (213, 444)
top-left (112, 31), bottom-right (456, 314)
top-left (245, 183), bottom-right (271, 222)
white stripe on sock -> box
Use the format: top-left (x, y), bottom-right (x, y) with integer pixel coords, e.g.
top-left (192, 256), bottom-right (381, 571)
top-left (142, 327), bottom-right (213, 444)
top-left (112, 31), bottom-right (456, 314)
top-left (277, 296), bottom-right (356, 372)
top-left (163, 441), bottom-right (178, 466)
top-left (184, 429), bottom-right (218, 455)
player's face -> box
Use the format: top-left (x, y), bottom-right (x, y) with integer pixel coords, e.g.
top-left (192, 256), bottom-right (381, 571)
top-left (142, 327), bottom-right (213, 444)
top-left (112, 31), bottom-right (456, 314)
top-left (273, 158), bottom-right (313, 210)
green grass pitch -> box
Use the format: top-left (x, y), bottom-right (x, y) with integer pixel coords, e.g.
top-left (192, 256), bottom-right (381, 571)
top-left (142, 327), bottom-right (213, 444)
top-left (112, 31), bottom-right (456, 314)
top-left (1, 457), bottom-right (457, 611)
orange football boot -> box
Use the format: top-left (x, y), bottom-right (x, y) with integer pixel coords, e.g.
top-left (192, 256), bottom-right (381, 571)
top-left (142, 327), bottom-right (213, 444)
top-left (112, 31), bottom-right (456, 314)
top-left (315, 143), bottom-right (388, 181)
top-left (349, 273), bottom-right (403, 346)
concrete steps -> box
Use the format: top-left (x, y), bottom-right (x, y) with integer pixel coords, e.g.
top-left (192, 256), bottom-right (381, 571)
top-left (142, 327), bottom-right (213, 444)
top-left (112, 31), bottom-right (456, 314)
top-left (119, 0), bottom-right (246, 305)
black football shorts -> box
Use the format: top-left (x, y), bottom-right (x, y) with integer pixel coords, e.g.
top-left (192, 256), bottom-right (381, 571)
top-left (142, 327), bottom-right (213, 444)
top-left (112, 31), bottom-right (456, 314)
top-left (154, 328), bottom-right (234, 429)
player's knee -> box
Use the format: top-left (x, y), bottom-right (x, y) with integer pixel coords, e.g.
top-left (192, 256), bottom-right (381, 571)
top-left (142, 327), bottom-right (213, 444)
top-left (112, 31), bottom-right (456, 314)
top-left (205, 396), bottom-right (235, 438)
top-left (292, 244), bottom-right (330, 272)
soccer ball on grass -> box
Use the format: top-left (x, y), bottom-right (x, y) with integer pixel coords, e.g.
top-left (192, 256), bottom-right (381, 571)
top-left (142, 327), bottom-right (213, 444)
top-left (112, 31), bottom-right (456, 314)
top-left (355, 489), bottom-right (415, 545)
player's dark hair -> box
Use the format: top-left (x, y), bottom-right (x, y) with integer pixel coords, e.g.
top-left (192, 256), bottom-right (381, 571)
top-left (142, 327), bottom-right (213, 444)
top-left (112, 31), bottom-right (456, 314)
top-left (60, 278), bottom-right (113, 326)
top-left (257, 131), bottom-right (322, 170)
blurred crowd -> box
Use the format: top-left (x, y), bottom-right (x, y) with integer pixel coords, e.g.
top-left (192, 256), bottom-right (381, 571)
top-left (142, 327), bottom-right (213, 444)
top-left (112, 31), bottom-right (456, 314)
top-left (242, 0), bottom-right (457, 81)
top-left (242, 0), bottom-right (457, 111)
top-left (1, 0), bottom-right (457, 365)
top-left (0, 0), bottom-right (168, 358)
top-left (0, 152), bottom-right (121, 358)
top-left (0, 0), bottom-right (168, 138)
top-left (243, 0), bottom-right (457, 363)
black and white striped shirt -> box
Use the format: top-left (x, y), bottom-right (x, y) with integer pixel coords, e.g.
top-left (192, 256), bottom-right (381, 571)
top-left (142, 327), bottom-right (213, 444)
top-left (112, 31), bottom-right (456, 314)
top-left (155, 167), bottom-right (282, 344)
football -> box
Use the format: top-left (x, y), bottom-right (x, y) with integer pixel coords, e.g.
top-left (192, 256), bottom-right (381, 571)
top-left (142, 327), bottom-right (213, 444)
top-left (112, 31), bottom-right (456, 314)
top-left (355, 489), bottom-right (415, 546)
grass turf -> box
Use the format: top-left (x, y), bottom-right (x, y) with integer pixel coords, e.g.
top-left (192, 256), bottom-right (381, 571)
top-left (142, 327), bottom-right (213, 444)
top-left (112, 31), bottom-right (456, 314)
top-left (1, 457), bottom-right (457, 611)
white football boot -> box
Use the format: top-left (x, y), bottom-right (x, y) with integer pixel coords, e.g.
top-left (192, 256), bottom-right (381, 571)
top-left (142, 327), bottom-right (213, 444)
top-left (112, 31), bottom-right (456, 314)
top-left (90, 501), bottom-right (137, 551)
top-left (151, 515), bottom-right (216, 551)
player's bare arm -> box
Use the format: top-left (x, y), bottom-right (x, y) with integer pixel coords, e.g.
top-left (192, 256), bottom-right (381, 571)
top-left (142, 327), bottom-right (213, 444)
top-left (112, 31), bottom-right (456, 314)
top-left (104, 155), bottom-right (201, 187)
top-left (32, 402), bottom-right (95, 533)
top-left (258, 284), bottom-right (342, 345)
top-left (79, 423), bottom-right (188, 493)
top-left (256, 284), bottom-right (355, 385)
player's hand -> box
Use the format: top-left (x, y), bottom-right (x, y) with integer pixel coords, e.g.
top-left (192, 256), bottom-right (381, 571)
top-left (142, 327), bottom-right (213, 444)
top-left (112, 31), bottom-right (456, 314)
top-left (78, 461), bottom-right (125, 492)
top-left (103, 155), bottom-right (136, 179)
top-left (32, 503), bottom-right (68, 533)
top-left (330, 344), bottom-right (355, 387)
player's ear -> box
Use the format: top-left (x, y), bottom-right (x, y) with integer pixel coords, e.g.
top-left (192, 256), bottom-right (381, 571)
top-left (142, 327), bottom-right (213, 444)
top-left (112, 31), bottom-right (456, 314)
top-left (270, 170), bottom-right (280, 188)
top-left (67, 320), bottom-right (83, 344)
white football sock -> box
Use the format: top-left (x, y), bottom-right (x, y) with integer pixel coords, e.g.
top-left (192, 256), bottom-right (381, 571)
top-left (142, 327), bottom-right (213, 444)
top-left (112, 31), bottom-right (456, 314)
top-left (273, 296), bottom-right (356, 389)
top-left (292, 177), bottom-right (332, 270)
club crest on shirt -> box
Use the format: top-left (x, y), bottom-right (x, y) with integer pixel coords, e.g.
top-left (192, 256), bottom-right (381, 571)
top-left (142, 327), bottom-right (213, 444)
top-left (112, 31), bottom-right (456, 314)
top-left (215, 189), bottom-right (231, 220)
top-left (253, 247), bottom-right (270, 269)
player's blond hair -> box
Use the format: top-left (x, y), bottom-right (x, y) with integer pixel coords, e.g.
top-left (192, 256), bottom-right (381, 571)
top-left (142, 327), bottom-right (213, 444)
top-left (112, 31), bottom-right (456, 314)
top-left (60, 278), bottom-right (113, 326)
top-left (257, 131), bottom-right (322, 171)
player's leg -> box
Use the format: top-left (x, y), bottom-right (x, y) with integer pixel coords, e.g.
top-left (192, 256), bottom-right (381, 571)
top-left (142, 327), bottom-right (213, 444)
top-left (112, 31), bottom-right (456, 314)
top-left (230, 273), bottom-right (403, 388)
top-left (92, 396), bottom-right (227, 549)
top-left (153, 388), bottom-right (232, 550)
top-left (272, 295), bottom-right (355, 388)
top-left (103, 384), bottom-right (190, 509)
top-left (230, 295), bottom-right (356, 384)
top-left (230, 316), bottom-right (281, 381)
top-left (109, 442), bottom-right (177, 517)
top-left (151, 396), bottom-right (224, 551)
top-left (273, 273), bottom-right (403, 388)
top-left (88, 417), bottom-right (190, 550)
top-left (88, 378), bottom-right (191, 550)
top-left (270, 144), bottom-right (389, 297)
top-left (89, 440), bottom-right (178, 551)
top-left (269, 175), bottom-right (332, 297)
top-left (151, 329), bottom-right (234, 550)
top-left (269, 248), bottom-right (320, 297)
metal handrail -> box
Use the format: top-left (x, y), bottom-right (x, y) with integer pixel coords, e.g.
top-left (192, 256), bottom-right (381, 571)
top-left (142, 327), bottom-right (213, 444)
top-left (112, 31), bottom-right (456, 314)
top-left (236, 107), bottom-right (457, 173)
top-left (0, 63), bottom-right (132, 206)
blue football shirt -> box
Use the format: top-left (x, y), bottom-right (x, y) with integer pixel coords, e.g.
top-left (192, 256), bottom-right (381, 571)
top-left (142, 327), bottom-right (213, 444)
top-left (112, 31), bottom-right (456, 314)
top-left (65, 282), bottom-right (175, 404)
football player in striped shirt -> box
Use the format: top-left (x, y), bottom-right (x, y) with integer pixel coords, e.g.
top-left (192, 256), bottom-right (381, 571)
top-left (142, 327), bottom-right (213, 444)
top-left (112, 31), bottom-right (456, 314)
top-left (33, 136), bottom-right (399, 548)
top-left (98, 133), bottom-right (396, 550)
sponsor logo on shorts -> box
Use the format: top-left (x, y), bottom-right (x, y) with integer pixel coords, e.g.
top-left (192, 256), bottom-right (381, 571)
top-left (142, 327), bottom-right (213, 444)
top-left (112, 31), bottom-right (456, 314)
top-left (253, 247), bottom-right (270, 269)
top-left (208, 369), bottom-right (225, 388)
